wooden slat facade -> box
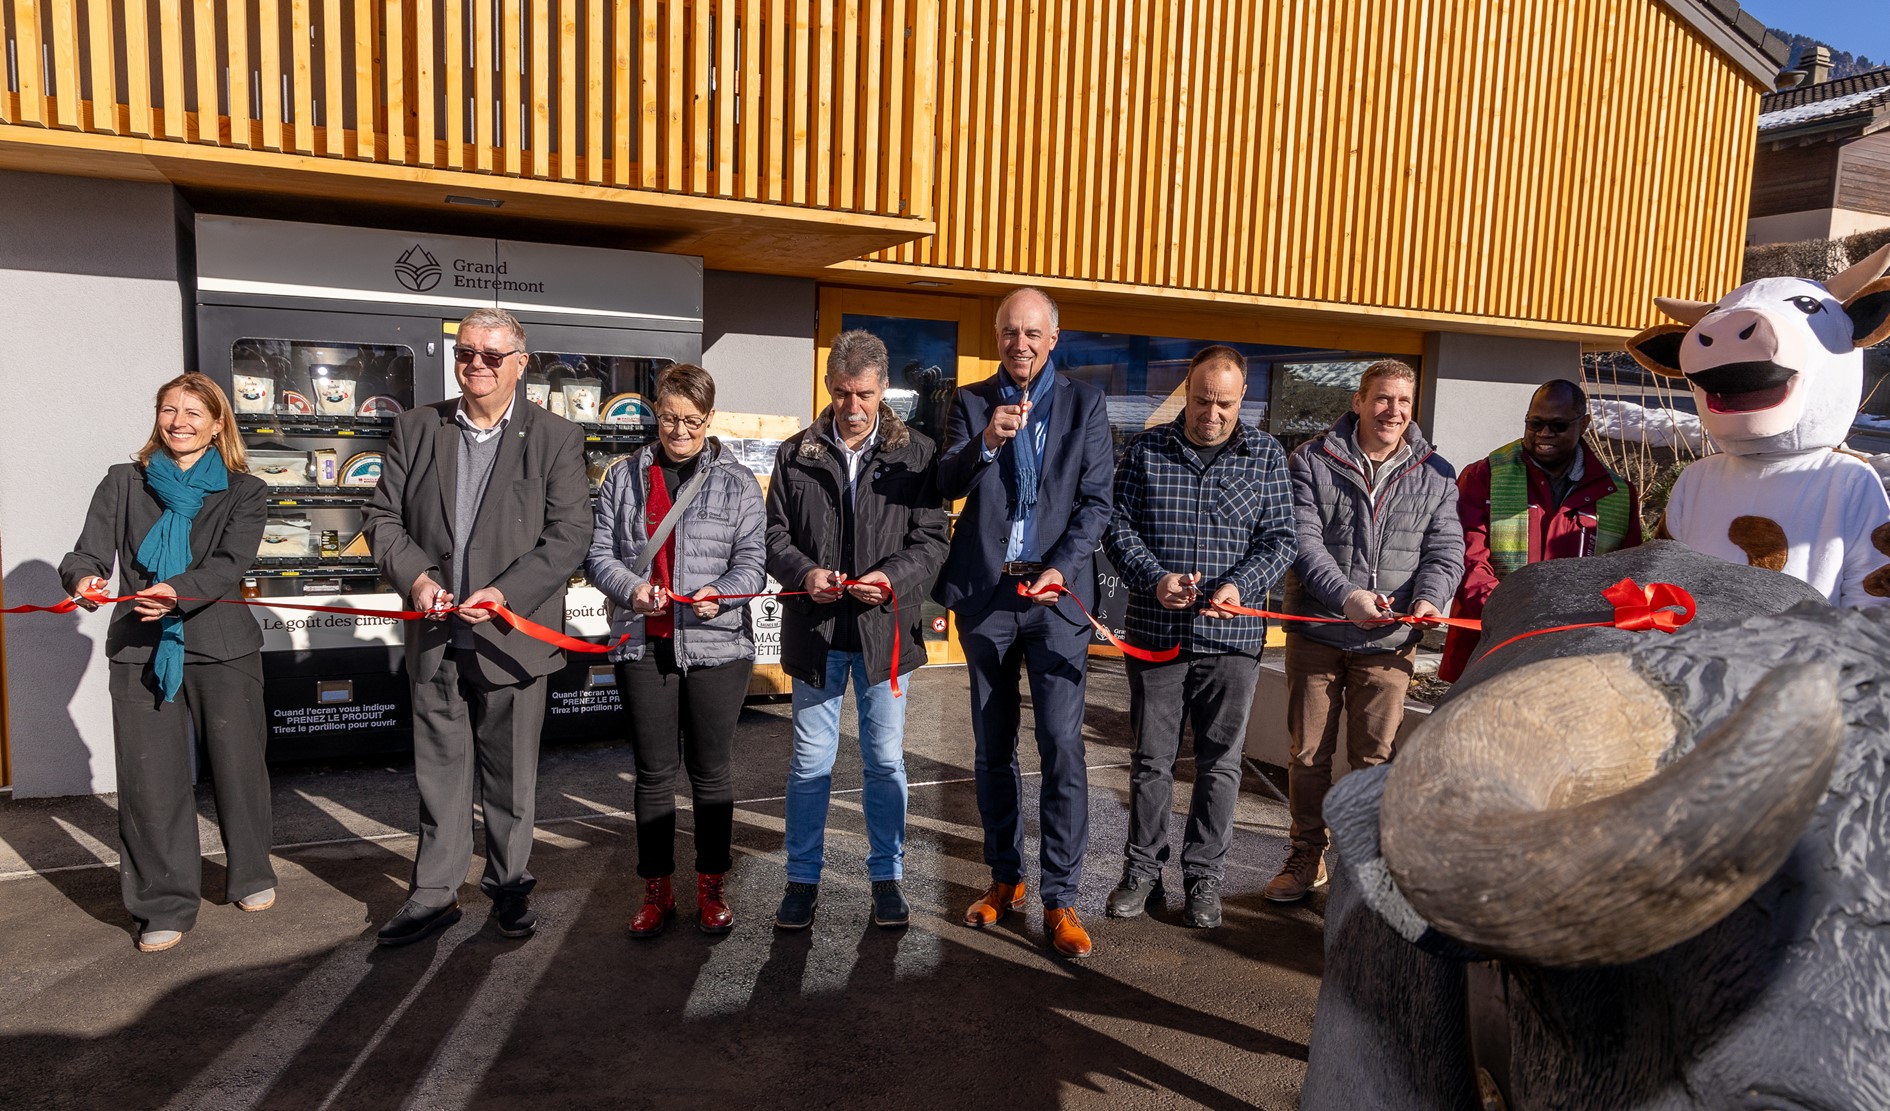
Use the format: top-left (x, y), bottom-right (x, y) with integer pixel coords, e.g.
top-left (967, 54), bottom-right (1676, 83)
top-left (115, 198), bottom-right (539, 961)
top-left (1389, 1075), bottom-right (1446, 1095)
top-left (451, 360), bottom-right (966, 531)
top-left (1, 0), bottom-right (1767, 334)
top-left (0, 0), bottom-right (932, 223)
top-left (866, 0), bottom-right (1762, 333)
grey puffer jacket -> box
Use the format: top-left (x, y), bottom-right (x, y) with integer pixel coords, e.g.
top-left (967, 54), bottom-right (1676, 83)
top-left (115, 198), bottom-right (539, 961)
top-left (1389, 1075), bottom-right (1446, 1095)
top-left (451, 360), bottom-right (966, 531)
top-left (588, 438), bottom-right (767, 667)
top-left (1283, 412), bottom-right (1464, 653)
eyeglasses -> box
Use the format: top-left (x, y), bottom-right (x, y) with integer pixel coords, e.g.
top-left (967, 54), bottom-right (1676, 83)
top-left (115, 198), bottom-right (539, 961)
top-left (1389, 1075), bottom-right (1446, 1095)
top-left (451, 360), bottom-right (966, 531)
top-left (1524, 418), bottom-right (1576, 434)
top-left (453, 345), bottom-right (521, 368)
top-left (655, 414), bottom-right (708, 431)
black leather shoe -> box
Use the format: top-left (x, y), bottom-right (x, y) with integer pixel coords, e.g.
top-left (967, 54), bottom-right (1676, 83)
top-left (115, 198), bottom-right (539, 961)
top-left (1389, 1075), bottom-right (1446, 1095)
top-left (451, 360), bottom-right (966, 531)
top-left (774, 882), bottom-right (819, 930)
top-left (1183, 875), bottom-right (1223, 929)
top-left (870, 880), bottom-right (910, 928)
top-left (493, 893), bottom-right (536, 938)
top-left (377, 900), bottom-right (462, 946)
top-left (1106, 869), bottom-right (1164, 918)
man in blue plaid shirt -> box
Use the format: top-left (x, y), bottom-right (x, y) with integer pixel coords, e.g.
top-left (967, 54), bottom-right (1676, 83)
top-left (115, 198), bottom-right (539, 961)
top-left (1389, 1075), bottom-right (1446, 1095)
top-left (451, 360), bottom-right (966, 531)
top-left (1101, 345), bottom-right (1297, 929)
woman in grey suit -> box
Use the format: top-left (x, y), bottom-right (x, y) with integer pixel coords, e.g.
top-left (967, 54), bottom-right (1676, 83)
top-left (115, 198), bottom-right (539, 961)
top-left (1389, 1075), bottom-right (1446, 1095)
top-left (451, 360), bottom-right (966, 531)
top-left (589, 364), bottom-right (766, 938)
top-left (62, 372), bottom-right (275, 953)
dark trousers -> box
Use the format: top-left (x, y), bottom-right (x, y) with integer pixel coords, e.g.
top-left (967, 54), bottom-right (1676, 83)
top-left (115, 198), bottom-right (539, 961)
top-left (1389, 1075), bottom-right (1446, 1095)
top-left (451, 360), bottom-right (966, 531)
top-left (409, 648), bottom-right (547, 909)
top-left (108, 655), bottom-right (276, 932)
top-left (958, 585), bottom-right (1092, 909)
top-left (1123, 650), bottom-right (1262, 882)
top-left (617, 638), bottom-right (751, 878)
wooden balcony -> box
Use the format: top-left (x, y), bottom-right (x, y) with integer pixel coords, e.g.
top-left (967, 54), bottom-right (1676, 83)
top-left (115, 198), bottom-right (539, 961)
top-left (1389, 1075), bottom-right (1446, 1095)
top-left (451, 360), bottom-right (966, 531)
top-left (0, 0), bottom-right (938, 269)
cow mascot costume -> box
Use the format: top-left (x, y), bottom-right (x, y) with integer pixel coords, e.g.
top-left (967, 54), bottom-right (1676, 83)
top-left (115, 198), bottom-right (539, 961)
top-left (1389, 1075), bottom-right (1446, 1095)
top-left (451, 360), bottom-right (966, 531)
top-left (1628, 244), bottom-right (1890, 604)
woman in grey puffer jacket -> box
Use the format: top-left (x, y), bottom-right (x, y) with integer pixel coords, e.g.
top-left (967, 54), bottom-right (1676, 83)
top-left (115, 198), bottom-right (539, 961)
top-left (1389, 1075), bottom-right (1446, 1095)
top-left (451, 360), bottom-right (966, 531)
top-left (588, 364), bottom-right (765, 938)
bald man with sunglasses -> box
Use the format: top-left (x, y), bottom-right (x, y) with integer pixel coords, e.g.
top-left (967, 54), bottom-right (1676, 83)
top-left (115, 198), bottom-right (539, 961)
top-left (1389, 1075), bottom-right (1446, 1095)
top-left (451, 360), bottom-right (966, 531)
top-left (1438, 379), bottom-right (1643, 682)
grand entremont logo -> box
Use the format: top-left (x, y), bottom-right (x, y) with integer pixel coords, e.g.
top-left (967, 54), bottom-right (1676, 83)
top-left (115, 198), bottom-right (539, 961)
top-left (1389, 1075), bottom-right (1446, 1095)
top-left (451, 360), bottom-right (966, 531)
top-left (394, 244), bottom-right (442, 292)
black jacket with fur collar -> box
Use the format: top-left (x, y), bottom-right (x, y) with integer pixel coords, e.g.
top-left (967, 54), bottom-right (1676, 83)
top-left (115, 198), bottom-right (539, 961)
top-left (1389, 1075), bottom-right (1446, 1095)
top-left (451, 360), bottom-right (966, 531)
top-left (764, 404), bottom-right (950, 687)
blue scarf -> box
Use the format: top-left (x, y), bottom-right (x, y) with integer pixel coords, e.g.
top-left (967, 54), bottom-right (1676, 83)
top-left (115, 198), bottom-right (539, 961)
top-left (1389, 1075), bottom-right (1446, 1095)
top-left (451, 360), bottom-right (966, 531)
top-left (1003, 366), bottom-right (1055, 523)
top-left (136, 447), bottom-right (228, 702)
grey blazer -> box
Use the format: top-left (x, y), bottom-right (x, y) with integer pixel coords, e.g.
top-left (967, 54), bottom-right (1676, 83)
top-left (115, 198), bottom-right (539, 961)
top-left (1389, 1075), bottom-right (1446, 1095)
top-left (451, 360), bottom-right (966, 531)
top-left (60, 462), bottom-right (269, 664)
top-left (362, 390), bottom-right (591, 686)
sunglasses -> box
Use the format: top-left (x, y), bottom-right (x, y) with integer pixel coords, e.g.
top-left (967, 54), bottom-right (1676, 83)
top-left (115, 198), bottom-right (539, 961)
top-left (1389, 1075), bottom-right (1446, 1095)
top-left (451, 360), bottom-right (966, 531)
top-left (453, 345), bottom-right (522, 368)
top-left (1524, 418), bottom-right (1576, 434)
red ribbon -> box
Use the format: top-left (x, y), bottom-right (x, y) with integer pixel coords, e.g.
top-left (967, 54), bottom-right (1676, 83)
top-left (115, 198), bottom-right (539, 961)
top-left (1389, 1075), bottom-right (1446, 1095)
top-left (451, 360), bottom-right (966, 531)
top-left (1474, 577), bottom-right (1696, 657)
top-left (678, 579), bottom-right (905, 697)
top-left (8, 575), bottom-right (1695, 687)
top-left (1014, 580), bottom-right (1182, 662)
top-left (10, 586), bottom-right (631, 654)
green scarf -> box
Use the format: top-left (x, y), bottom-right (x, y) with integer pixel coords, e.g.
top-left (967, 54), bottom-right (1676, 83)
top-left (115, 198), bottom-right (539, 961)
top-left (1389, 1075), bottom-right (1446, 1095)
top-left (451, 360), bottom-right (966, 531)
top-left (1487, 441), bottom-right (1631, 577)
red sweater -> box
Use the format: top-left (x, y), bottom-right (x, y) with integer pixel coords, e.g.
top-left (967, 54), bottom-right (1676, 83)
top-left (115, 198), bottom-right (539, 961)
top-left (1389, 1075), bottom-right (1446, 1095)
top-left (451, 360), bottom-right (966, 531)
top-left (1440, 442), bottom-right (1643, 681)
top-left (645, 462), bottom-right (676, 639)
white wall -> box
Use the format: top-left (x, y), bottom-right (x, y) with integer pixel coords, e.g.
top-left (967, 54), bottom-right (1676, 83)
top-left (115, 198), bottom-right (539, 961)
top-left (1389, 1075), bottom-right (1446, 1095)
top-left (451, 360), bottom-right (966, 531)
top-left (1, 171), bottom-right (188, 797)
top-left (700, 270), bottom-right (816, 422)
top-left (1419, 332), bottom-right (1583, 473)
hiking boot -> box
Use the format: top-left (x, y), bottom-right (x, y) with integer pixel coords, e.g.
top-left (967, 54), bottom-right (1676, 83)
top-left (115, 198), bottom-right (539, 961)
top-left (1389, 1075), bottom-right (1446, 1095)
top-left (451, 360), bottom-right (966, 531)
top-left (1263, 845), bottom-right (1328, 903)
top-left (1183, 874), bottom-right (1223, 928)
top-left (1105, 868), bottom-right (1165, 919)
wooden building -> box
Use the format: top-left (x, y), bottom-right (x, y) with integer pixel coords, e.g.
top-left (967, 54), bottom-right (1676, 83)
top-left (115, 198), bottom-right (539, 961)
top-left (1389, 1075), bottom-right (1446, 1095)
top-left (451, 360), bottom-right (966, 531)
top-left (1, 0), bottom-right (1787, 795)
top-left (1748, 58), bottom-right (1890, 245)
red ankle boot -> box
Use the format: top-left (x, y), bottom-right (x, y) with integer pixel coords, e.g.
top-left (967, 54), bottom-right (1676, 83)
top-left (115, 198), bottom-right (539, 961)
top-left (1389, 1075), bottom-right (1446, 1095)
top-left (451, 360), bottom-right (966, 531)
top-left (629, 876), bottom-right (675, 938)
top-left (697, 872), bottom-right (733, 934)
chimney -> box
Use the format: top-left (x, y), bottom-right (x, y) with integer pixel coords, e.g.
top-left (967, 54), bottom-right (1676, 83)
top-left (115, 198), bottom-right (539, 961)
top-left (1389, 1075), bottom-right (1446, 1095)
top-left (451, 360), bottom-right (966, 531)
top-left (1802, 45), bottom-right (1833, 86)
top-left (1775, 69), bottom-right (1805, 91)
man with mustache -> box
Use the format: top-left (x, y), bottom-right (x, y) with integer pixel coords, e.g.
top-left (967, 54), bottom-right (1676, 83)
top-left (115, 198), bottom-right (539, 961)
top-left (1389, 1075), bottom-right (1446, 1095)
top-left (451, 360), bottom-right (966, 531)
top-left (933, 288), bottom-right (1115, 958)
top-left (1101, 346), bottom-right (1297, 929)
top-left (764, 329), bottom-right (950, 930)
top-left (1268, 359), bottom-right (1462, 903)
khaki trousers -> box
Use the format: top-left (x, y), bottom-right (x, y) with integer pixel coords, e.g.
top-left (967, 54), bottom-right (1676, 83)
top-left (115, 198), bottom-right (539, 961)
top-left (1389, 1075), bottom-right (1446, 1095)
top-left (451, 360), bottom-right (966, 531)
top-left (1283, 636), bottom-right (1416, 849)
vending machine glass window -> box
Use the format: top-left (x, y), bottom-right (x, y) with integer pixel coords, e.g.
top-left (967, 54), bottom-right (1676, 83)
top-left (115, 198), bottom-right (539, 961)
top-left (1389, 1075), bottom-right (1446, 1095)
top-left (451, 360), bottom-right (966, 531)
top-left (523, 351), bottom-right (670, 427)
top-left (233, 338), bottom-right (417, 420)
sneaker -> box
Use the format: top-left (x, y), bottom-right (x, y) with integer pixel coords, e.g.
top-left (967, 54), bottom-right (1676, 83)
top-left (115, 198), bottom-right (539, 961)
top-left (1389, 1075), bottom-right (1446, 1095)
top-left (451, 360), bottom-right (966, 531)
top-left (1263, 845), bottom-right (1328, 903)
top-left (136, 928), bottom-right (184, 953)
top-left (1183, 875), bottom-right (1223, 929)
top-left (493, 892), bottom-right (536, 938)
top-left (235, 888), bottom-right (276, 913)
top-left (1105, 868), bottom-right (1165, 919)
top-left (870, 880), bottom-right (910, 928)
top-left (774, 882), bottom-right (820, 930)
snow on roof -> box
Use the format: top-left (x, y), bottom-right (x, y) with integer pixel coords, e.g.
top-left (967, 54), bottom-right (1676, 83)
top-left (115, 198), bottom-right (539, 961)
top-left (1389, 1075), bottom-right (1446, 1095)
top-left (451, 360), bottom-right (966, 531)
top-left (1758, 85), bottom-right (1890, 132)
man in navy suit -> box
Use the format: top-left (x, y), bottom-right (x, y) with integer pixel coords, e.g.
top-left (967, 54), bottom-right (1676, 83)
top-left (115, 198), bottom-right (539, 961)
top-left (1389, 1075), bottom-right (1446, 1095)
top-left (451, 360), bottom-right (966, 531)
top-left (934, 287), bottom-right (1114, 958)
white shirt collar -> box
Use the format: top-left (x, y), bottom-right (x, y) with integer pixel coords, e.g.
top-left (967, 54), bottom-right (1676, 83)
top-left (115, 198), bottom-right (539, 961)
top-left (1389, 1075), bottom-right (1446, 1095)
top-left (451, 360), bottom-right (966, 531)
top-left (455, 395), bottom-right (517, 443)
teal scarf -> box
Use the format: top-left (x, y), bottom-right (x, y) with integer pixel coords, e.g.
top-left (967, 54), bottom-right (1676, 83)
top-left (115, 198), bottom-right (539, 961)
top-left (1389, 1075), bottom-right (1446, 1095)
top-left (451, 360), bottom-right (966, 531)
top-left (136, 447), bottom-right (228, 702)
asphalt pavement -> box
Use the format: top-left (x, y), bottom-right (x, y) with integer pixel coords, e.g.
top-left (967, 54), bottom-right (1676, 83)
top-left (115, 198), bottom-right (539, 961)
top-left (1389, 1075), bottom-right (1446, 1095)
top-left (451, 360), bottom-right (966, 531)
top-left (0, 659), bottom-right (1324, 1110)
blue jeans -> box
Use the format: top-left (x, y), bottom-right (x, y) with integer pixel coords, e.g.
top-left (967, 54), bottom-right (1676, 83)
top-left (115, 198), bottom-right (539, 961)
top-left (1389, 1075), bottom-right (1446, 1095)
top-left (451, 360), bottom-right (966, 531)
top-left (785, 650), bottom-right (909, 883)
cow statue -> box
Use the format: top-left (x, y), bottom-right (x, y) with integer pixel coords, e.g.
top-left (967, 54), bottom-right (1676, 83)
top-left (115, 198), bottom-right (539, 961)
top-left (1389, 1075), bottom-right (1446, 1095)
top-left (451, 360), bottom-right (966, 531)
top-left (1627, 245), bottom-right (1890, 605)
top-left (1300, 540), bottom-right (1890, 1110)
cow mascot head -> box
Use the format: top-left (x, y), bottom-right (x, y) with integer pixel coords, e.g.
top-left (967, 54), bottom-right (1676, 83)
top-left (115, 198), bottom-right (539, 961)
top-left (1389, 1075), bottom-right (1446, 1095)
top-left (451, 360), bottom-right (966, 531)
top-left (1628, 244), bottom-right (1890, 454)
top-left (1618, 246), bottom-right (1890, 604)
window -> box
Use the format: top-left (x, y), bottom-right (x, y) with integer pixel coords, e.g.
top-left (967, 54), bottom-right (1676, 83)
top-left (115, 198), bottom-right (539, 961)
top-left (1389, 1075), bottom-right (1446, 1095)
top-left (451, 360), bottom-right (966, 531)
top-left (231, 339), bottom-right (415, 417)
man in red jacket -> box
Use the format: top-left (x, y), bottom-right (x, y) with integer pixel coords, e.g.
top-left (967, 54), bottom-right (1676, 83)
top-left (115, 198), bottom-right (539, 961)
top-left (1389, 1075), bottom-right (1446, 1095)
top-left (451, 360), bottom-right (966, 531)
top-left (1439, 380), bottom-right (1644, 682)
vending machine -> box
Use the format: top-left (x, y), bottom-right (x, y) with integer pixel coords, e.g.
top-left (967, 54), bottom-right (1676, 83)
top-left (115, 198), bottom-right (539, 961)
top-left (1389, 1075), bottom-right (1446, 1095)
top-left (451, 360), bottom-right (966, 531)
top-left (194, 215), bottom-right (702, 761)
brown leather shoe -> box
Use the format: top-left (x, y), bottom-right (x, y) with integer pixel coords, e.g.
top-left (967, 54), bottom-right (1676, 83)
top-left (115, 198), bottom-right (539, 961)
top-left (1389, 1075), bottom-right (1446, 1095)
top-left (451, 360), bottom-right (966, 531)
top-left (697, 872), bottom-right (734, 934)
top-left (963, 880), bottom-right (1028, 928)
top-left (1263, 845), bottom-right (1329, 903)
top-left (629, 876), bottom-right (675, 938)
top-left (1045, 907), bottom-right (1093, 959)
